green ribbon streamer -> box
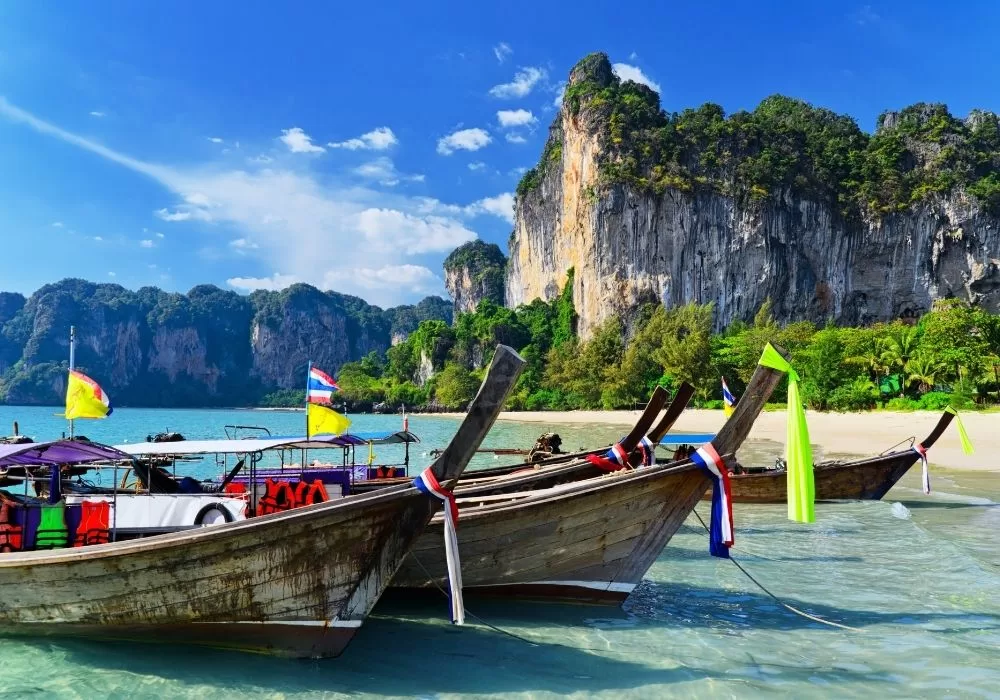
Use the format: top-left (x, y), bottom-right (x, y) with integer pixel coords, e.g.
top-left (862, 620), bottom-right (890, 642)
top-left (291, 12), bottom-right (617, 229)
top-left (758, 343), bottom-right (815, 523)
top-left (944, 406), bottom-right (975, 455)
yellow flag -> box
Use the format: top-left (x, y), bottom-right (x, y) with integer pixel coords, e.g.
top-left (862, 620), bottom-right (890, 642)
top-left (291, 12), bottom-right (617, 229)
top-left (307, 403), bottom-right (351, 437)
top-left (65, 370), bottom-right (113, 420)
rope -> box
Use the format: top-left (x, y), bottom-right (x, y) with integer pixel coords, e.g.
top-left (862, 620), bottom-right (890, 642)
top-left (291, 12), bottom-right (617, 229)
top-left (690, 510), bottom-right (862, 632)
top-left (879, 436), bottom-right (916, 456)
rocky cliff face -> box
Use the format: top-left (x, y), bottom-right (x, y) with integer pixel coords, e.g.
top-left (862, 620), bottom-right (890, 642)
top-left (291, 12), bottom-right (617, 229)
top-left (0, 279), bottom-right (450, 406)
top-left (508, 53), bottom-right (1000, 337)
top-left (444, 241), bottom-right (507, 316)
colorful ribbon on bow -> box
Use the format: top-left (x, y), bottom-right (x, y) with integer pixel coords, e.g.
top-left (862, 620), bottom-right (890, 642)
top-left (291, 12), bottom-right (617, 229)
top-left (758, 343), bottom-right (815, 524)
top-left (912, 442), bottom-right (930, 494)
top-left (413, 468), bottom-right (464, 624)
top-left (691, 443), bottom-right (734, 558)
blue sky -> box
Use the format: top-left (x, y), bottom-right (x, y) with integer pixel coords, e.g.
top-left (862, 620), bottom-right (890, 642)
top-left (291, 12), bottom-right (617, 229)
top-left (1, 1), bottom-right (998, 308)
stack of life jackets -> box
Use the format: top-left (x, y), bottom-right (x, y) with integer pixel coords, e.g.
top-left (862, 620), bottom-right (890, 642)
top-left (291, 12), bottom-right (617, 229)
top-left (256, 479), bottom-right (329, 516)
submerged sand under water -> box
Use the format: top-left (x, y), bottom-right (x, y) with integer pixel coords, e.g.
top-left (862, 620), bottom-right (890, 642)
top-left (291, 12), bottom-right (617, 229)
top-left (0, 407), bottom-right (996, 697)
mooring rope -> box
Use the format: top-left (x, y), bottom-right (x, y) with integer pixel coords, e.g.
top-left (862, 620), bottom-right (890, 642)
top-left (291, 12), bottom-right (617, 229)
top-left (690, 510), bottom-right (862, 632)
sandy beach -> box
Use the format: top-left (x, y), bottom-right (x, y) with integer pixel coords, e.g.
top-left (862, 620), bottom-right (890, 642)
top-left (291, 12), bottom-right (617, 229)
top-left (473, 409), bottom-right (999, 472)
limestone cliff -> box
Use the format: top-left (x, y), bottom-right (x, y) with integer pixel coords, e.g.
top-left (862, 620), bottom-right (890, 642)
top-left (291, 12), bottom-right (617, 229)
top-left (0, 279), bottom-right (450, 406)
top-left (444, 241), bottom-right (507, 316)
top-left (508, 53), bottom-right (1000, 336)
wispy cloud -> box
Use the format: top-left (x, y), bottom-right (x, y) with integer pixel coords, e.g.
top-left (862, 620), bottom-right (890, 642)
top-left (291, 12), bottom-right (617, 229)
top-left (497, 109), bottom-right (536, 128)
top-left (328, 126), bottom-right (397, 151)
top-left (467, 161), bottom-right (487, 171)
top-left (51, 221), bottom-right (64, 228)
top-left (437, 127), bottom-right (491, 155)
top-left (489, 67), bottom-right (547, 99)
top-left (207, 136), bottom-right (223, 144)
top-left (493, 42), bottom-right (513, 64)
top-left (139, 239), bottom-right (155, 248)
top-left (505, 133), bottom-right (527, 144)
top-left (279, 127), bottom-right (325, 153)
top-left (353, 156), bottom-right (424, 186)
top-left (89, 111), bottom-right (106, 118)
top-left (0, 97), bottom-right (489, 305)
top-left (612, 63), bottom-right (661, 93)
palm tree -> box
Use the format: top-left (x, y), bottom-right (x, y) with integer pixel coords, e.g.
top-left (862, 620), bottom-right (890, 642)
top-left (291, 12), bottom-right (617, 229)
top-left (905, 353), bottom-right (946, 394)
top-left (881, 326), bottom-right (919, 373)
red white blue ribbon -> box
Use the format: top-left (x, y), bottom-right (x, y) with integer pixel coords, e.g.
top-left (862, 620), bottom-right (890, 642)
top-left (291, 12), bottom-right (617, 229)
top-left (413, 468), bottom-right (464, 624)
top-left (690, 443), bottom-right (734, 558)
top-left (636, 436), bottom-right (657, 467)
top-left (606, 442), bottom-right (629, 467)
top-left (912, 443), bottom-right (930, 495)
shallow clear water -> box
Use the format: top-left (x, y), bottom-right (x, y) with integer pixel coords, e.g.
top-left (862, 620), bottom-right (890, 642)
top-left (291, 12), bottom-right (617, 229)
top-left (0, 407), bottom-right (997, 698)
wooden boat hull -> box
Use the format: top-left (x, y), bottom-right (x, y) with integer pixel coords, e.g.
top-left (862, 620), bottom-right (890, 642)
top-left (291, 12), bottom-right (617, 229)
top-left (0, 488), bottom-right (432, 657)
top-left (392, 464), bottom-right (712, 604)
top-left (726, 451), bottom-right (921, 503)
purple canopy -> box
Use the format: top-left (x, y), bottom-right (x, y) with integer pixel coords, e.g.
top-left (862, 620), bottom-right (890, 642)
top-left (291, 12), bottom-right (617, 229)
top-left (0, 440), bottom-right (133, 468)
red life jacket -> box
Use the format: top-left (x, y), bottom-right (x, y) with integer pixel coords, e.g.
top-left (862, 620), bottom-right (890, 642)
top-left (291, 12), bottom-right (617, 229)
top-left (302, 480), bottom-right (328, 505)
top-left (74, 500), bottom-right (110, 547)
top-left (0, 502), bottom-right (23, 553)
top-left (258, 479), bottom-right (295, 515)
top-left (290, 481), bottom-right (309, 508)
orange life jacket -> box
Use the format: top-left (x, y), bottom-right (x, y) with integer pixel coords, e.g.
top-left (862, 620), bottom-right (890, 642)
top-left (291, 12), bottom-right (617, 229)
top-left (73, 500), bottom-right (110, 547)
top-left (0, 502), bottom-right (22, 553)
top-left (302, 480), bottom-right (328, 505)
top-left (257, 479), bottom-right (295, 515)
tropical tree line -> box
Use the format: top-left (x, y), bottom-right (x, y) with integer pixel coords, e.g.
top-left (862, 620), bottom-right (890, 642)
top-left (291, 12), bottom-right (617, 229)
top-left (319, 279), bottom-right (1000, 413)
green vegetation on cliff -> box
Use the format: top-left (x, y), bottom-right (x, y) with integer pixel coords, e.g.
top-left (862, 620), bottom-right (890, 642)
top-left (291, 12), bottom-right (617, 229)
top-left (520, 52), bottom-right (1000, 217)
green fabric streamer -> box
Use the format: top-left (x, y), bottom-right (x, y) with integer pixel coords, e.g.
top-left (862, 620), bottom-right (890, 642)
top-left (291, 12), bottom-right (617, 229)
top-left (944, 407), bottom-right (975, 455)
top-left (758, 343), bottom-right (815, 523)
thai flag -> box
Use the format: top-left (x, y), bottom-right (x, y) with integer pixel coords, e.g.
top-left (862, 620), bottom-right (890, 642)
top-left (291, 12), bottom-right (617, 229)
top-left (691, 443), bottom-right (734, 558)
top-left (307, 366), bottom-right (339, 404)
top-left (413, 468), bottom-right (464, 624)
top-left (722, 377), bottom-right (736, 417)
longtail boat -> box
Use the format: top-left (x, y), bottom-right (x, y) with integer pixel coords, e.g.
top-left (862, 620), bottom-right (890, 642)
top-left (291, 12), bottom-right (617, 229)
top-left (722, 411), bottom-right (958, 502)
top-left (390, 352), bottom-right (788, 604)
top-left (0, 345), bottom-right (524, 658)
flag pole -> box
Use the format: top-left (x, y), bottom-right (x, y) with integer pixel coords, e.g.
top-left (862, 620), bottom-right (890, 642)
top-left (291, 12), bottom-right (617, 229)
top-left (69, 325), bottom-right (76, 438)
top-left (304, 360), bottom-right (312, 469)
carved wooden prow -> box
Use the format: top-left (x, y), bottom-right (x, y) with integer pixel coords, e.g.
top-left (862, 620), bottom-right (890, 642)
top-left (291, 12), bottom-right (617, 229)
top-left (647, 382), bottom-right (695, 443)
top-left (429, 344), bottom-right (526, 483)
top-left (917, 410), bottom-right (956, 451)
top-left (616, 385), bottom-right (669, 452)
top-left (709, 344), bottom-right (790, 456)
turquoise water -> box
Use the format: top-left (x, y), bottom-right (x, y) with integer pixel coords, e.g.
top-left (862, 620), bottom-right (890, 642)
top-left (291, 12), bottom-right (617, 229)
top-left (0, 407), bottom-right (997, 698)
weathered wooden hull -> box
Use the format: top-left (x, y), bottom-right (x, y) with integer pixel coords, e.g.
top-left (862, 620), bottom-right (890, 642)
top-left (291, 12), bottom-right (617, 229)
top-left (0, 487), bottom-right (432, 657)
top-left (392, 464), bottom-right (712, 604)
top-left (726, 451), bottom-right (921, 503)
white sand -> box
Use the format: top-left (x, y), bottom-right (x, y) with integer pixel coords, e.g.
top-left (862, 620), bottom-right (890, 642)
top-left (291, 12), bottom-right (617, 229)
top-left (477, 409), bottom-right (999, 472)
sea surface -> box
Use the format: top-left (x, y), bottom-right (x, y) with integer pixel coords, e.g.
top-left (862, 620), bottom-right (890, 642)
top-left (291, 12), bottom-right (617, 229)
top-left (0, 406), bottom-right (997, 699)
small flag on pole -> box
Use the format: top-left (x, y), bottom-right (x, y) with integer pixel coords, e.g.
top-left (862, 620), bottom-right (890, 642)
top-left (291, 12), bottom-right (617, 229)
top-left (722, 377), bottom-right (736, 418)
top-left (65, 370), bottom-right (113, 420)
top-left (306, 403), bottom-right (351, 438)
top-left (307, 367), bottom-right (340, 404)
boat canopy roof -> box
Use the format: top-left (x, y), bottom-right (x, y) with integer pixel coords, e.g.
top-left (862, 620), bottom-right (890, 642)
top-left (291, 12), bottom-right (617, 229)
top-left (113, 430), bottom-right (419, 457)
top-left (659, 432), bottom-right (715, 446)
top-left (0, 439), bottom-right (133, 468)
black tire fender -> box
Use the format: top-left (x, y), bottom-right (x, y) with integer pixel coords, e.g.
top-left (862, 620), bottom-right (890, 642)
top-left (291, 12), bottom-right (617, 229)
top-left (194, 503), bottom-right (235, 526)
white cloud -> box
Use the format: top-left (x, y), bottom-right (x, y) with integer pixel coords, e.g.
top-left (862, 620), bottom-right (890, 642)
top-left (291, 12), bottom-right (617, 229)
top-left (467, 161), bottom-right (486, 171)
top-left (229, 238), bottom-right (260, 254)
top-left (466, 193), bottom-right (515, 224)
top-left (280, 127), bottom-right (325, 154)
top-left (250, 154), bottom-right (273, 164)
top-left (497, 109), bottom-right (536, 128)
top-left (51, 221), bottom-right (64, 228)
top-left (353, 157), bottom-right (423, 186)
top-left (612, 63), bottom-right (661, 93)
top-left (155, 231), bottom-right (165, 238)
top-left (93, 236), bottom-right (103, 241)
top-left (207, 137), bottom-right (223, 144)
top-left (437, 127), bottom-right (491, 155)
top-left (328, 126), bottom-right (397, 151)
top-left (418, 192), bottom-right (515, 224)
top-left (227, 273), bottom-right (299, 292)
top-left (509, 166), bottom-right (528, 177)
top-left (493, 42), bottom-right (512, 64)
top-left (357, 208), bottom-right (476, 254)
top-left (0, 97), bottom-right (492, 306)
top-left (155, 208), bottom-right (192, 221)
top-left (89, 111), bottom-right (105, 118)
top-left (139, 239), bottom-right (154, 248)
top-left (228, 265), bottom-right (444, 305)
top-left (489, 66), bottom-right (547, 99)
top-left (629, 51), bottom-right (639, 61)
top-left (505, 132), bottom-right (527, 144)
top-left (107, 271), bottom-right (116, 277)
top-left (553, 82), bottom-right (566, 107)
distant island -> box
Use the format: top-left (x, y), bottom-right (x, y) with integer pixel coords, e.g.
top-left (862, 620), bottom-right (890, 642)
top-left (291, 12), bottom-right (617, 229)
top-left (3, 51), bottom-right (998, 413)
